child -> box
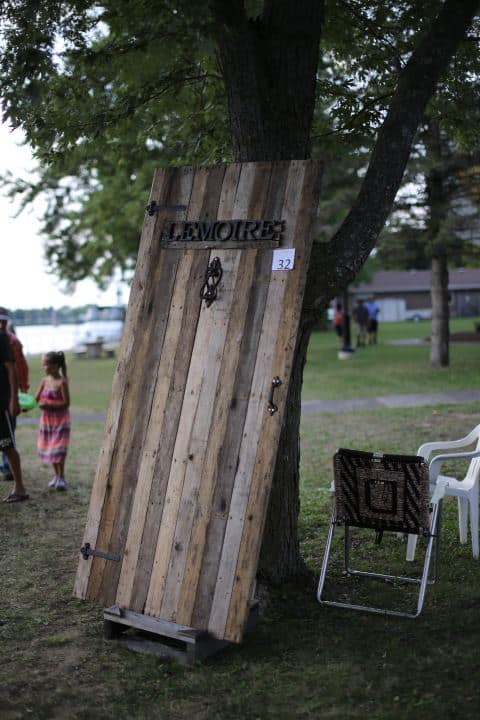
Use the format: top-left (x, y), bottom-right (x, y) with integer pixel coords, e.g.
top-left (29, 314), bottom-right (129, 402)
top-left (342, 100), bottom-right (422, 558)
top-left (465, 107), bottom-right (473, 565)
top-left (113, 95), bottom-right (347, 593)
top-left (36, 351), bottom-right (71, 490)
top-left (333, 301), bottom-right (343, 347)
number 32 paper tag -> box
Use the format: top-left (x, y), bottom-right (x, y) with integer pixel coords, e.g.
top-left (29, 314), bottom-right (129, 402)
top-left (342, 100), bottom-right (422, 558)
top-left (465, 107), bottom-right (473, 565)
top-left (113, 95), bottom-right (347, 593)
top-left (272, 248), bottom-right (295, 271)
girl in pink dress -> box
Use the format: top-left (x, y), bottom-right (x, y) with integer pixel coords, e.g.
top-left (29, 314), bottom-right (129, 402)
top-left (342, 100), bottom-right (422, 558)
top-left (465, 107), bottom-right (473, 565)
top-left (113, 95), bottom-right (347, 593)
top-left (36, 351), bottom-right (71, 490)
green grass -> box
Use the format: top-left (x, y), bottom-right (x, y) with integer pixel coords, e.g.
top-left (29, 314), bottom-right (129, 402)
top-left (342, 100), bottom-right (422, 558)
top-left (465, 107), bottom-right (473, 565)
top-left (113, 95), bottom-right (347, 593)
top-left (303, 316), bottom-right (480, 400)
top-left (1, 322), bottom-right (480, 719)
top-left (23, 316), bottom-right (480, 413)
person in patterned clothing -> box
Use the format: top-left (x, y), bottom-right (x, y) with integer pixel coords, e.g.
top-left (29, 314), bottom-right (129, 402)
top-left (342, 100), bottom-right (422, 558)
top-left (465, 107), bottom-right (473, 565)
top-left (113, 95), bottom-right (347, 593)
top-left (36, 351), bottom-right (71, 490)
top-left (0, 327), bottom-right (28, 502)
top-left (0, 307), bottom-right (29, 481)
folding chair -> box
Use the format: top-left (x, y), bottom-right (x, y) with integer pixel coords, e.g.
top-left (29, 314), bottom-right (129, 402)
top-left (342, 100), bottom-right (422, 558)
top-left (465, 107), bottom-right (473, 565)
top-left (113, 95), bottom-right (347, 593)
top-left (317, 448), bottom-right (447, 618)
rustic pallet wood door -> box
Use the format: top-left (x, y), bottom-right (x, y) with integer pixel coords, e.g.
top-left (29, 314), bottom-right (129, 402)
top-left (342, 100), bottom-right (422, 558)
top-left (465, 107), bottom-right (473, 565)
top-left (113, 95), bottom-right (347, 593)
top-left (74, 160), bottom-right (322, 643)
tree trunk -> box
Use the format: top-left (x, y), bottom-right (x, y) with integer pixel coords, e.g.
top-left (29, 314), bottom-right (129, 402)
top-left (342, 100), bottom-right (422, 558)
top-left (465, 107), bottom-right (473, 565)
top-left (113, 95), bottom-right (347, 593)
top-left (424, 121), bottom-right (451, 367)
top-left (210, 0), bottom-right (324, 162)
top-left (211, 0), bottom-right (324, 581)
top-left (430, 253), bottom-right (450, 366)
top-left (210, 0), bottom-right (479, 583)
top-left (258, 318), bottom-right (314, 582)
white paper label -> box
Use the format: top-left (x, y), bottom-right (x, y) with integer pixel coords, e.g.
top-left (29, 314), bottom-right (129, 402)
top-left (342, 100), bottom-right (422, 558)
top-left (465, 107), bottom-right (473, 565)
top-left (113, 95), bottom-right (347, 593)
top-left (272, 248), bottom-right (295, 271)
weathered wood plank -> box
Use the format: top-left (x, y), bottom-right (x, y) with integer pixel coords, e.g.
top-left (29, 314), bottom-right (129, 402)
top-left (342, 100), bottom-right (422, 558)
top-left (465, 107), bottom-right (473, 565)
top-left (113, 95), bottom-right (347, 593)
top-left (143, 259), bottom-right (234, 617)
top-left (157, 248), bottom-right (240, 621)
top-left (74, 166), bottom-right (187, 599)
top-left (91, 251), bottom-right (180, 605)
top-left (114, 250), bottom-right (199, 608)
top-left (104, 606), bottom-right (205, 641)
top-left (224, 160), bottom-right (323, 642)
top-left (143, 165), bottom-right (241, 617)
top-left (159, 163), bottom-right (272, 624)
top-left (190, 163), bottom-right (291, 628)
top-left (207, 161), bottom-right (318, 639)
top-left (174, 247), bottom-right (258, 626)
top-left (76, 160), bottom-right (322, 647)
top-left (159, 240), bottom-right (279, 250)
top-left (82, 166), bottom-right (195, 604)
top-left (117, 164), bottom-right (227, 612)
top-left (127, 250), bottom-right (208, 612)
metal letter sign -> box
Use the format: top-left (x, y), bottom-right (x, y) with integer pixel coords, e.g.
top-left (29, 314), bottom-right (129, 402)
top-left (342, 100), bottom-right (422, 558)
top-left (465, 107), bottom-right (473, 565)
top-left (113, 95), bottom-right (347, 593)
top-left (75, 161), bottom-right (322, 644)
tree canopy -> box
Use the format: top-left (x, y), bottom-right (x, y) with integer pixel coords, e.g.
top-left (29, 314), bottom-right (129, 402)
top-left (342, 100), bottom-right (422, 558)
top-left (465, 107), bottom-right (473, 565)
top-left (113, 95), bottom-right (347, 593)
top-left (2, 0), bottom-right (479, 581)
top-left (1, 0), bottom-right (479, 295)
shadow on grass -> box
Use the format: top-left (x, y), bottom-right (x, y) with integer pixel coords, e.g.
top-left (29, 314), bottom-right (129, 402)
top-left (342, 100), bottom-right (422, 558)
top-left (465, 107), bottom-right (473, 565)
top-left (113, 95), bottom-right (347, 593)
top-left (1, 407), bottom-right (479, 719)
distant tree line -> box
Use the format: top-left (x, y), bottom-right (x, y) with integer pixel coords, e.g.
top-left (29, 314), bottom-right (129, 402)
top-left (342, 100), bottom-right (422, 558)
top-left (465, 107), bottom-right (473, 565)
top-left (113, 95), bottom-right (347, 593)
top-left (10, 306), bottom-right (92, 326)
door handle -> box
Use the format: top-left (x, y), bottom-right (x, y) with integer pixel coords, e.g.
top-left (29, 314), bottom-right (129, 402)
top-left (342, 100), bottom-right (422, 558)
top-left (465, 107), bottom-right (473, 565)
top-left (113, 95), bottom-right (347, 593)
top-left (267, 376), bottom-right (282, 415)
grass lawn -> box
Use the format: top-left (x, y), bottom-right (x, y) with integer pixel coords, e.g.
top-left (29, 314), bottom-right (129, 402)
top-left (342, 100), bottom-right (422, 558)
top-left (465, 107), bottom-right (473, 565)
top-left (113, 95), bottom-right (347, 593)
top-left (303, 316), bottom-right (480, 400)
top-left (1, 321), bottom-right (479, 719)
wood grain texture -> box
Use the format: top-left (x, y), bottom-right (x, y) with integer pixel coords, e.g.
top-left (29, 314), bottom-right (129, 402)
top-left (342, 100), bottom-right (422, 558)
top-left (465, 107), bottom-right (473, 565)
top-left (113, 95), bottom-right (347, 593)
top-left (206, 163), bottom-right (309, 638)
top-left (224, 161), bottom-right (323, 641)
top-left (144, 164), bottom-right (245, 617)
top-left (74, 166), bottom-right (188, 599)
top-left (75, 160), bottom-right (322, 645)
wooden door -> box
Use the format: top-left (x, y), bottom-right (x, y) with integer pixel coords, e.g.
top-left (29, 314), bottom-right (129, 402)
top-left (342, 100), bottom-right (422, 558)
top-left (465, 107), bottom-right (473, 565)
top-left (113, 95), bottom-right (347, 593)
top-left (74, 160), bottom-right (322, 643)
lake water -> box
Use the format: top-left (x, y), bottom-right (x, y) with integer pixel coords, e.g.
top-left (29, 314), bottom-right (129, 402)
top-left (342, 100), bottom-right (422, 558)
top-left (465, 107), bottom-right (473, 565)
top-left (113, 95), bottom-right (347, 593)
top-left (13, 324), bottom-right (85, 356)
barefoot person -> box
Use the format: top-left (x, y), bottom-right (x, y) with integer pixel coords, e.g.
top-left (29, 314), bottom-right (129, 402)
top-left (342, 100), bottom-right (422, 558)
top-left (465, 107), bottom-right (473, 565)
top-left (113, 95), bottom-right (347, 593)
top-left (0, 326), bottom-right (28, 503)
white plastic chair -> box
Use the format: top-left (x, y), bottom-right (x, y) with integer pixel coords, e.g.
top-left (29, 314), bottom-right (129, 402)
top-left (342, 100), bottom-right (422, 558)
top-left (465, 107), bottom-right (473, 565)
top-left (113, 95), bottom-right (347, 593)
top-left (407, 424), bottom-right (480, 561)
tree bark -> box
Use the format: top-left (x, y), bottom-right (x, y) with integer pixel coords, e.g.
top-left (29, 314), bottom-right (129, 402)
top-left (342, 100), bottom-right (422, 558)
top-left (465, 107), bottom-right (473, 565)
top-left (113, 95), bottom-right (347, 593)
top-left (210, 0), bottom-right (324, 161)
top-left (425, 121), bottom-right (451, 367)
top-left (210, 0), bottom-right (479, 583)
top-left (430, 253), bottom-right (450, 366)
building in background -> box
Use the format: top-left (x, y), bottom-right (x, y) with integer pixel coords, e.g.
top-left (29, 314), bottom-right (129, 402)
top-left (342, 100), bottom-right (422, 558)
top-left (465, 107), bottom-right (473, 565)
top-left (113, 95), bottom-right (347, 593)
top-left (349, 268), bottom-right (480, 321)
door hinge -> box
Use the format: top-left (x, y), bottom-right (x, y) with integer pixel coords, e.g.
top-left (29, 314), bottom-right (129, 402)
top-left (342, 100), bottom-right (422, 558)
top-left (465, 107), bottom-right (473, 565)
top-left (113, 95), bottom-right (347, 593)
top-left (146, 200), bottom-right (187, 216)
top-left (80, 542), bottom-right (121, 562)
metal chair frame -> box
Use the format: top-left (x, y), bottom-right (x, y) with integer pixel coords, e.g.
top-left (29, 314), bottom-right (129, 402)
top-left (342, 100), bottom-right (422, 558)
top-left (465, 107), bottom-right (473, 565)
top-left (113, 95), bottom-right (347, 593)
top-left (317, 449), bottom-right (447, 618)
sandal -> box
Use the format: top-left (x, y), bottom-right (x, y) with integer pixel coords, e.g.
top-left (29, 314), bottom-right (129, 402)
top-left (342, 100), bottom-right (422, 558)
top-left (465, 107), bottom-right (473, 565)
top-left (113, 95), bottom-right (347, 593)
top-left (2, 492), bottom-right (29, 503)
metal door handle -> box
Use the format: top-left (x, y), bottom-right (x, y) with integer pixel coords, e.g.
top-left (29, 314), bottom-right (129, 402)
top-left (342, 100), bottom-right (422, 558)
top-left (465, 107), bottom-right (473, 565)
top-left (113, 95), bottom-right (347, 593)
top-left (267, 376), bottom-right (282, 415)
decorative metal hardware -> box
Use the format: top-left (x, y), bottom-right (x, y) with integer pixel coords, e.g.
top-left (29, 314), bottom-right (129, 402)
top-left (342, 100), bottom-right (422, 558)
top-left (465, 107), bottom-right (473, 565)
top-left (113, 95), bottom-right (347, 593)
top-left (267, 376), bottom-right (282, 415)
top-left (146, 200), bottom-right (187, 216)
top-left (200, 256), bottom-right (223, 307)
top-left (80, 542), bottom-right (121, 562)
top-left (162, 218), bottom-right (285, 243)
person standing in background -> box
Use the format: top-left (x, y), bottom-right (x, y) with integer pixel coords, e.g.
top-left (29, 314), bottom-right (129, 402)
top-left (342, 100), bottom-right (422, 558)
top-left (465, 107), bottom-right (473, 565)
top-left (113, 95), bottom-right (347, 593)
top-left (333, 301), bottom-right (343, 348)
top-left (0, 326), bottom-right (28, 502)
top-left (365, 296), bottom-right (380, 345)
top-left (0, 307), bottom-right (29, 482)
top-left (352, 298), bottom-right (369, 348)
top-left (36, 351), bottom-right (71, 490)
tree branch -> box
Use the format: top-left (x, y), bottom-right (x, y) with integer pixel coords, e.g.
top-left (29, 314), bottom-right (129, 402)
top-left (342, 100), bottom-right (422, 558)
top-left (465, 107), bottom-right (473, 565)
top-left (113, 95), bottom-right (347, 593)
top-left (306, 0), bottom-right (480, 312)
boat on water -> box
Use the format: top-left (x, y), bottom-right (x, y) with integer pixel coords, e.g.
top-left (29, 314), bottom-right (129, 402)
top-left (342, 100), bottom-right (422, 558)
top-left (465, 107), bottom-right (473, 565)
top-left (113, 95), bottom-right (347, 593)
top-left (74, 305), bottom-right (126, 345)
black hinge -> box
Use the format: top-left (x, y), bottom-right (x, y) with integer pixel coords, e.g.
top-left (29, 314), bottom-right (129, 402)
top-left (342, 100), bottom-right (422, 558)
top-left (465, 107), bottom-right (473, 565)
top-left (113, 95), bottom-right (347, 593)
top-left (146, 200), bottom-right (187, 216)
top-left (80, 542), bottom-right (121, 562)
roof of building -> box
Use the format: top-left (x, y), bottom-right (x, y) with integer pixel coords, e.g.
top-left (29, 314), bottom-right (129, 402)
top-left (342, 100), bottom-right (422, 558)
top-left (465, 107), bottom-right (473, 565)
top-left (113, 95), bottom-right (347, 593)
top-left (353, 268), bottom-right (480, 294)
